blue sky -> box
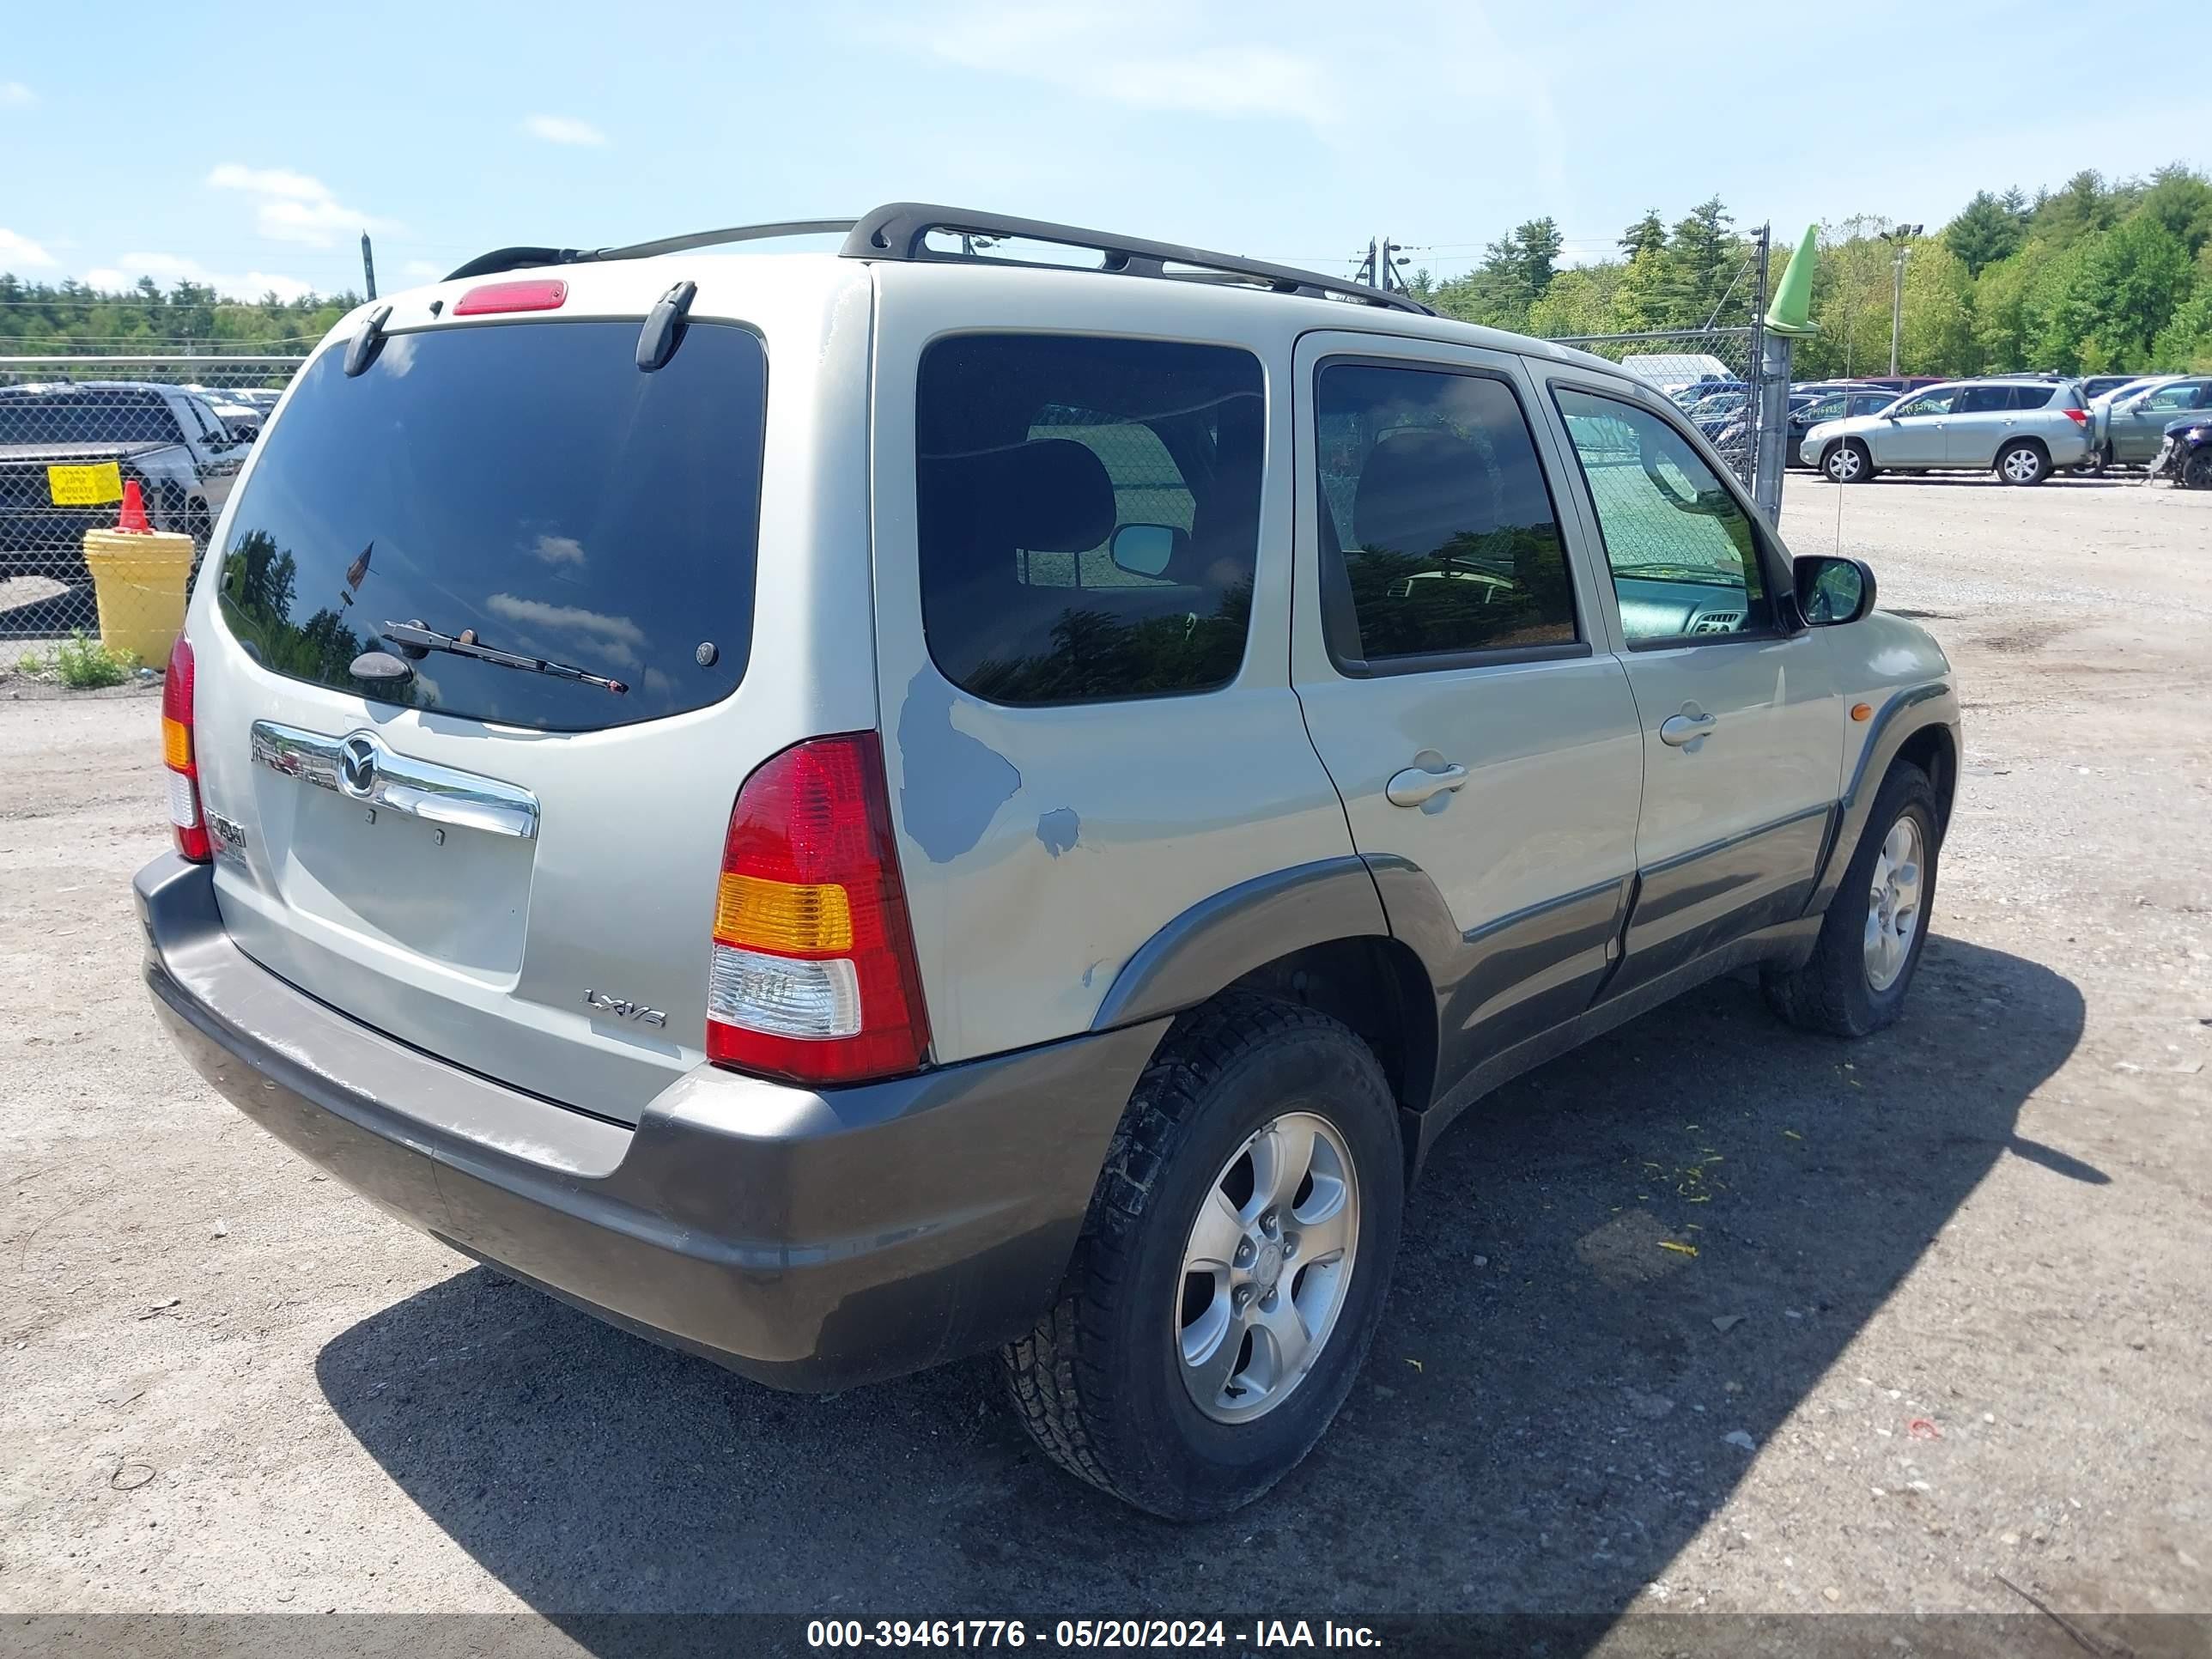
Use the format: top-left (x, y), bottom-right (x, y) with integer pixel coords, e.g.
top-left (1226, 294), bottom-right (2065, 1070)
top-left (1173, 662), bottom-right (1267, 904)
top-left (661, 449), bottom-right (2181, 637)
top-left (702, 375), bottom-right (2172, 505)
top-left (1, 0), bottom-right (2202, 302)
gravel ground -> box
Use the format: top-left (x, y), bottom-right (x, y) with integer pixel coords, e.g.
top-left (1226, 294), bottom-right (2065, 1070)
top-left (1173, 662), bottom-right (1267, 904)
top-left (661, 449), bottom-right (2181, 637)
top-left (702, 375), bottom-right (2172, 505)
top-left (1, 476), bottom-right (2207, 1645)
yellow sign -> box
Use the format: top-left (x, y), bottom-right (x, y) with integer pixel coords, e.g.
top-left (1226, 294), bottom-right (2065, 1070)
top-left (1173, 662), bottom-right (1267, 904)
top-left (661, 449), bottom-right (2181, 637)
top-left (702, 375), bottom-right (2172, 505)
top-left (47, 461), bottom-right (125, 507)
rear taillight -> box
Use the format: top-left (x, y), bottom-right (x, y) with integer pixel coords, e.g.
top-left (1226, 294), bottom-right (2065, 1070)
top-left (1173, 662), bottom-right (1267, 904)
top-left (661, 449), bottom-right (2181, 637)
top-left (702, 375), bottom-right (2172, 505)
top-left (2063, 408), bottom-right (2089, 426)
top-left (705, 733), bottom-right (931, 1085)
top-left (161, 635), bottom-right (210, 863)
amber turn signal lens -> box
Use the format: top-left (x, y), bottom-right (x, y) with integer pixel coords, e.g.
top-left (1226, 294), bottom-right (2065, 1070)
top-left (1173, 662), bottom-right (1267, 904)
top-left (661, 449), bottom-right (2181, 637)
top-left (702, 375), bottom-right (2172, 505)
top-left (1850, 702), bottom-right (1874, 722)
top-left (714, 872), bottom-right (854, 954)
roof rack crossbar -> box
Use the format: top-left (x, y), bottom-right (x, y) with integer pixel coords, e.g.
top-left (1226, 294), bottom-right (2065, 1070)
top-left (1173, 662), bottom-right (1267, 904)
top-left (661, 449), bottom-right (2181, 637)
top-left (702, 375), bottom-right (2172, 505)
top-left (441, 204), bottom-right (1433, 316)
top-left (839, 203), bottom-right (1431, 315)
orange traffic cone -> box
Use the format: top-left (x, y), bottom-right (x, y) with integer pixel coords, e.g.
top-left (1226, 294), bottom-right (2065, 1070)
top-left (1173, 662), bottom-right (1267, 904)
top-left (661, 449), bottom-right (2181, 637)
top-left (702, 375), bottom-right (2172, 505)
top-left (116, 479), bottom-right (151, 533)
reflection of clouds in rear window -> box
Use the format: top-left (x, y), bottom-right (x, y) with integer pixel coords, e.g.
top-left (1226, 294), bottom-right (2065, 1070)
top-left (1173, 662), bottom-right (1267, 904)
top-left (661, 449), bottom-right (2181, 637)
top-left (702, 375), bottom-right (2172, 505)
top-left (379, 334), bottom-right (421, 378)
top-left (483, 592), bottom-right (647, 666)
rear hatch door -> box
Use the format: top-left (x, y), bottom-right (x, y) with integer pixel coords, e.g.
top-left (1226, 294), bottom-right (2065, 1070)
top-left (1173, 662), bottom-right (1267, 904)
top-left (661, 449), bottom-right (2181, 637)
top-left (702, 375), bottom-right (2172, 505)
top-left (185, 296), bottom-right (820, 1124)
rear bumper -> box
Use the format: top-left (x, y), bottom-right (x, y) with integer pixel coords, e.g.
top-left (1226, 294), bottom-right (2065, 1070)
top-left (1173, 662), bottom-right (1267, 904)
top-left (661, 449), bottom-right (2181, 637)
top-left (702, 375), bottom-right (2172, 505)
top-left (136, 853), bottom-right (1166, 1391)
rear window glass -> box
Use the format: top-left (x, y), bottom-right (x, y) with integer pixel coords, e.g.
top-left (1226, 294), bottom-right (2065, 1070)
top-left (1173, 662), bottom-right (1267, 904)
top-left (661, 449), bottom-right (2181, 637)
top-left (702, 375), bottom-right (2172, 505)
top-left (2009, 385), bottom-right (2057, 410)
top-left (214, 319), bottom-right (765, 732)
top-left (915, 334), bottom-right (1263, 706)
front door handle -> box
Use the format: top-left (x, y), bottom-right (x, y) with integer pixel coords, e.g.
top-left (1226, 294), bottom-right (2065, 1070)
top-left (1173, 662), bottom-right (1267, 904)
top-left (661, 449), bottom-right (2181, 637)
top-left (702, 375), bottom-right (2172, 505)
top-left (1385, 762), bottom-right (1469, 807)
top-left (1659, 712), bottom-right (1717, 747)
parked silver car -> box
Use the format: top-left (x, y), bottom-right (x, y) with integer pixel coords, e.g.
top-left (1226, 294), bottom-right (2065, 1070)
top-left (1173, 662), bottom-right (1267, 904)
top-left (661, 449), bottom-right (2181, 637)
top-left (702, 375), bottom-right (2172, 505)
top-left (1802, 378), bottom-right (2092, 483)
top-left (137, 203), bottom-right (1960, 1520)
top-left (2090, 374), bottom-right (2212, 470)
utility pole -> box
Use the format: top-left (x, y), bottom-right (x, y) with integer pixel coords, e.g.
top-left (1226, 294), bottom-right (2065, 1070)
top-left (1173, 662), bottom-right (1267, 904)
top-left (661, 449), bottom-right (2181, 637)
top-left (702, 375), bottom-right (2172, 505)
top-left (1354, 238), bottom-right (1378, 290)
top-left (1878, 223), bottom-right (1922, 376)
top-left (1379, 235), bottom-right (1406, 295)
top-left (360, 231), bottom-right (378, 301)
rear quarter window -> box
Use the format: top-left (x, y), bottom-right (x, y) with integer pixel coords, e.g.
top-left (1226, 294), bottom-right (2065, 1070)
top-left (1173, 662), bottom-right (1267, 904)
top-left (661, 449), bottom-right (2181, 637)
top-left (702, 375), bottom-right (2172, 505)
top-left (915, 334), bottom-right (1263, 706)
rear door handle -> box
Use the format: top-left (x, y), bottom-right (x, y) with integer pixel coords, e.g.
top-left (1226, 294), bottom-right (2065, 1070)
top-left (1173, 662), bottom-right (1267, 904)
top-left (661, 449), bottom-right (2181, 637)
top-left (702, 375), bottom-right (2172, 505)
top-left (1385, 762), bottom-right (1469, 807)
top-left (1659, 712), bottom-right (1717, 747)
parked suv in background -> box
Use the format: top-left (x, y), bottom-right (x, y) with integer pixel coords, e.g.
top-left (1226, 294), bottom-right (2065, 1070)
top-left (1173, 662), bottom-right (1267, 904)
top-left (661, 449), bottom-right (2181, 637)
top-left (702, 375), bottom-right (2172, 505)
top-left (2092, 374), bottom-right (2211, 470)
top-left (1804, 377), bottom-right (2090, 483)
top-left (137, 204), bottom-right (1960, 1520)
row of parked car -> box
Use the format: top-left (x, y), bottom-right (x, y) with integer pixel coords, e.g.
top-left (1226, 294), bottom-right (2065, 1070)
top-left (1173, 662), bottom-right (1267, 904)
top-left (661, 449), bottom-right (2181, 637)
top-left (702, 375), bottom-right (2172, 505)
top-left (1661, 369), bottom-right (2210, 487)
top-left (0, 380), bottom-right (277, 584)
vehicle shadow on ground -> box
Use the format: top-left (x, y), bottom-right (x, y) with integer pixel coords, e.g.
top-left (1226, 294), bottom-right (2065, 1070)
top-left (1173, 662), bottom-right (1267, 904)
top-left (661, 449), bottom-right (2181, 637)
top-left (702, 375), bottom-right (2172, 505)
top-left (0, 577), bottom-right (94, 640)
top-left (317, 936), bottom-right (2084, 1630)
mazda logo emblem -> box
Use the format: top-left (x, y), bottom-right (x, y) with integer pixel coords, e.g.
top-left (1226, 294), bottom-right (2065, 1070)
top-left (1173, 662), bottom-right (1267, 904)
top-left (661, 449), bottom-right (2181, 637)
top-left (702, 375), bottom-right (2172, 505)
top-left (337, 734), bottom-right (380, 799)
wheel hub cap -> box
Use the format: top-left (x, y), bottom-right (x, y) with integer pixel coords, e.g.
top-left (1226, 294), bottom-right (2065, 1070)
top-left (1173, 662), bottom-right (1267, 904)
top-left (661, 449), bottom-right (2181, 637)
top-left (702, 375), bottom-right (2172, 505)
top-left (1176, 1111), bottom-right (1360, 1425)
top-left (1863, 814), bottom-right (1925, 992)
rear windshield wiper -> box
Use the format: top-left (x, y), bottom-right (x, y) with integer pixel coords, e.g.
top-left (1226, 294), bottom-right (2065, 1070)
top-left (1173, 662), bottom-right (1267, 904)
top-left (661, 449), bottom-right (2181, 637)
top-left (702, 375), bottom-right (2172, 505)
top-left (381, 619), bottom-right (629, 695)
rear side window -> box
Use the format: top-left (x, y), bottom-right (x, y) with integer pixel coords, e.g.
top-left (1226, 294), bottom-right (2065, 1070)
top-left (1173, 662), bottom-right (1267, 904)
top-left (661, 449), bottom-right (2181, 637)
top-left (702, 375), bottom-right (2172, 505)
top-left (214, 319), bottom-right (765, 732)
top-left (1957, 386), bottom-right (2013, 414)
top-left (915, 335), bottom-right (1262, 705)
top-left (2009, 385), bottom-right (2058, 410)
top-left (1314, 362), bottom-right (1577, 666)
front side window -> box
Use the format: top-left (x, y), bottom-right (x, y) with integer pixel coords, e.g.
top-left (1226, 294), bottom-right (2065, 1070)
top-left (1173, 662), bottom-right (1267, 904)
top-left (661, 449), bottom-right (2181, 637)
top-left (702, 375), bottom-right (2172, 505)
top-left (1553, 386), bottom-right (1771, 646)
top-left (2142, 381), bottom-right (2203, 412)
top-left (915, 334), bottom-right (1263, 706)
top-left (1314, 362), bottom-right (1577, 666)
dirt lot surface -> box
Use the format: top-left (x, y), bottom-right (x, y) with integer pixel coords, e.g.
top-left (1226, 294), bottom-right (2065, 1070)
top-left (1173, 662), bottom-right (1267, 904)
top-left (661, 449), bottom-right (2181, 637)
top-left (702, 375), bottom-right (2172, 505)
top-left (2, 476), bottom-right (2207, 1648)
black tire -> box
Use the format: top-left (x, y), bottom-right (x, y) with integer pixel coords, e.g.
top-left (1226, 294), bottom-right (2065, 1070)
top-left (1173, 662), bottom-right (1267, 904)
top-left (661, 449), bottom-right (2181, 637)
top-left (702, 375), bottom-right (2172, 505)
top-left (2077, 443), bottom-right (2111, 477)
top-left (1822, 440), bottom-right (1874, 484)
top-left (2183, 448), bottom-right (2212, 490)
top-left (1003, 993), bottom-right (1405, 1520)
top-left (1996, 439), bottom-right (2050, 485)
top-left (1764, 762), bottom-right (1940, 1038)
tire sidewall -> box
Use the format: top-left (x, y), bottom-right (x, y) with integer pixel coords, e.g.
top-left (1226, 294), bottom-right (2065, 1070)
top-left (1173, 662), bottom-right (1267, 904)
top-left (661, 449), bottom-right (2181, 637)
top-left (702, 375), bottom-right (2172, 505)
top-left (1824, 441), bottom-right (1866, 484)
top-left (1105, 1019), bottom-right (1403, 1515)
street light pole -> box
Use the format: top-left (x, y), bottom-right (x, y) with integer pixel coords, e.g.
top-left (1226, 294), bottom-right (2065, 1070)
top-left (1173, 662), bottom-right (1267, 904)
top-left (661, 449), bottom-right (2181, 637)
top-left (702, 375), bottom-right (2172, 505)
top-left (1878, 223), bottom-right (1923, 378)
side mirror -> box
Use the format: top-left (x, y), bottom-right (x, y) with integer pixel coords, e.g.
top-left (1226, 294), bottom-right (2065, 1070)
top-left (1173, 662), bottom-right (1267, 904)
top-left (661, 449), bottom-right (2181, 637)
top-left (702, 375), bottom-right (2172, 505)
top-left (1109, 522), bottom-right (1187, 579)
top-left (1795, 555), bottom-right (1876, 626)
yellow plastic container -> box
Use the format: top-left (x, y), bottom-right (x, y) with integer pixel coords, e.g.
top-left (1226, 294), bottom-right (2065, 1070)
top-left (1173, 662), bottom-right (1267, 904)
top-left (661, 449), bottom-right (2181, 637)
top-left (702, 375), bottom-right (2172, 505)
top-left (81, 527), bottom-right (196, 665)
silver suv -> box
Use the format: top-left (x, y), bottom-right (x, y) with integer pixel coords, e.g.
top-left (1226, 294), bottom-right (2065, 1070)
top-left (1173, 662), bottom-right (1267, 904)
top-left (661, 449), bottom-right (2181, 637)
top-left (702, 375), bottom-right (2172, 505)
top-left (1803, 377), bottom-right (2092, 483)
top-left (137, 204), bottom-right (1961, 1520)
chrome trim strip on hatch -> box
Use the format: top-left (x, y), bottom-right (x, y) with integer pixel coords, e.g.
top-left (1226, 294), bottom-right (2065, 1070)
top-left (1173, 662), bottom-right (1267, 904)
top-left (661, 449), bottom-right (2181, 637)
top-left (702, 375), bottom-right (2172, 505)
top-left (248, 720), bottom-right (540, 841)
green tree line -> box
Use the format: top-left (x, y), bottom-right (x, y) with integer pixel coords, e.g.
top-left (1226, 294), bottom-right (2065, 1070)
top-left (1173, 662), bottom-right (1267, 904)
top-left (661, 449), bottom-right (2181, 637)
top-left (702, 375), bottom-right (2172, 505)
top-left (1409, 163), bottom-right (2212, 376)
top-left (0, 275), bottom-right (362, 353)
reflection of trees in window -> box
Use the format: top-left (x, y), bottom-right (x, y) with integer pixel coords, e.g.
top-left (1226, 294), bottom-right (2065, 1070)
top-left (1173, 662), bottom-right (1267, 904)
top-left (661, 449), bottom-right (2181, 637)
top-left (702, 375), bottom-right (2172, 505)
top-left (217, 526), bottom-right (385, 692)
top-left (965, 580), bottom-right (1252, 704)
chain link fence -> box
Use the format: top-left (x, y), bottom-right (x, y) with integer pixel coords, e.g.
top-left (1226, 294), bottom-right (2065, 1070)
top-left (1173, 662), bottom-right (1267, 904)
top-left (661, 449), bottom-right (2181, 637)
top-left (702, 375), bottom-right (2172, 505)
top-left (1, 356), bottom-right (304, 653)
top-left (1541, 326), bottom-right (1769, 493)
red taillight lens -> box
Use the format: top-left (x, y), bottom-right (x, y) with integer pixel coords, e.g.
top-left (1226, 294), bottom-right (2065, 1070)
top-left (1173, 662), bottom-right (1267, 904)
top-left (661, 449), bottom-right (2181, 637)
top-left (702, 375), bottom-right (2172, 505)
top-left (161, 635), bottom-right (211, 863)
top-left (705, 733), bottom-right (931, 1085)
top-left (2063, 408), bottom-right (2089, 426)
top-left (453, 278), bottom-right (568, 316)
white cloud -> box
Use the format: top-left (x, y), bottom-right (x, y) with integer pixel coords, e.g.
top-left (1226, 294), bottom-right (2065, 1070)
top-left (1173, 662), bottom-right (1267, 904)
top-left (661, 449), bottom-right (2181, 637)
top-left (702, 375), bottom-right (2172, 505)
top-left (532, 535), bottom-right (586, 567)
top-left (84, 252), bottom-right (317, 303)
top-left (206, 162), bottom-right (398, 248)
top-left (0, 227), bottom-right (56, 269)
top-left (870, 0), bottom-right (1559, 173)
top-left (522, 114), bottom-right (607, 147)
top-left (0, 81), bottom-right (33, 109)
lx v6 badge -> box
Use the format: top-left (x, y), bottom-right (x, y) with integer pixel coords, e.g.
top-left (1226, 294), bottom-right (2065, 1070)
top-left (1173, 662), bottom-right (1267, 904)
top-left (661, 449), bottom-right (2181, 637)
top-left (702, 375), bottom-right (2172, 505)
top-left (584, 988), bottom-right (667, 1028)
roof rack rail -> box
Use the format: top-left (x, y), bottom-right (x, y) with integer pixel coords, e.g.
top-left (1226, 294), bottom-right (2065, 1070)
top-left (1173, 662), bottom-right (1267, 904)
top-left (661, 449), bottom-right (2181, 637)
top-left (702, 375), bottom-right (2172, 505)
top-left (444, 220), bottom-right (856, 282)
top-left (841, 203), bottom-right (1431, 314)
top-left (442, 203), bottom-right (1432, 316)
